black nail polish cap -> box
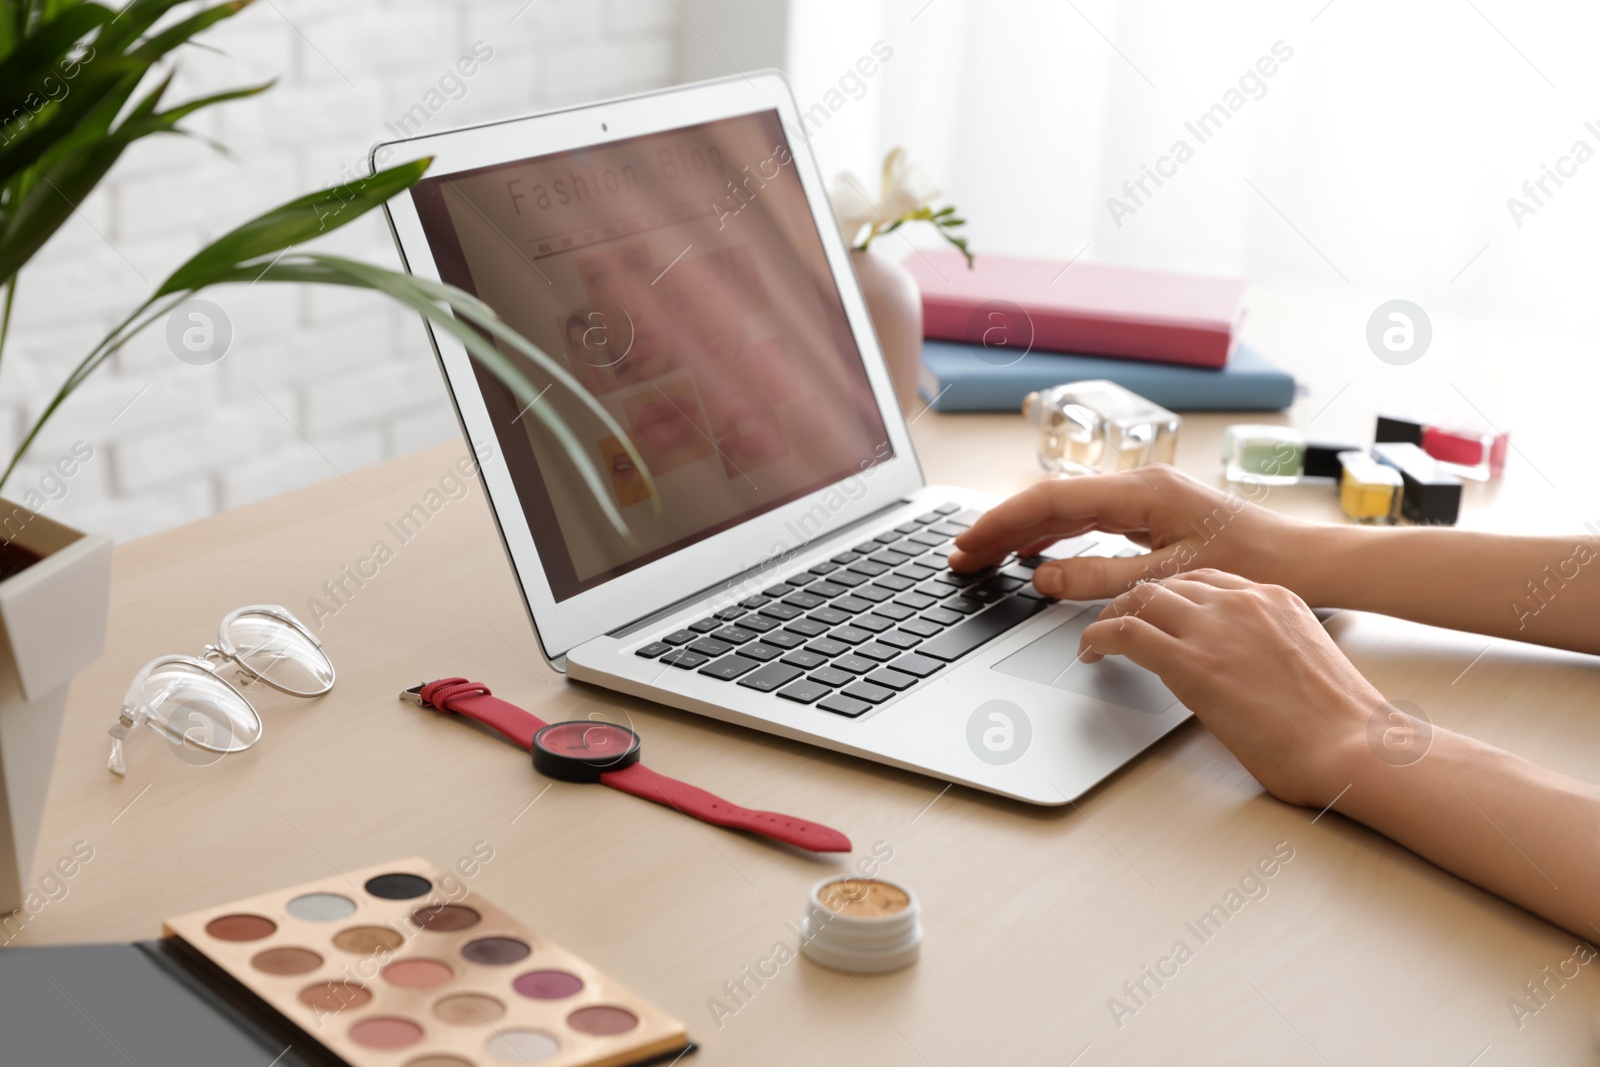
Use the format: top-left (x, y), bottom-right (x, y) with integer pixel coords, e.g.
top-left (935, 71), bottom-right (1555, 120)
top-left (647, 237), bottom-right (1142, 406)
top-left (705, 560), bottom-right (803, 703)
top-left (1375, 413), bottom-right (1427, 446)
top-left (1372, 442), bottom-right (1462, 525)
top-left (1303, 440), bottom-right (1361, 480)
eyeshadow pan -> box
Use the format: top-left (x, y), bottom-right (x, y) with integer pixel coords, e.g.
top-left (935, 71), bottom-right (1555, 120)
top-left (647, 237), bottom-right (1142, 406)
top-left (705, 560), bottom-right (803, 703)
top-left (485, 1030), bottom-right (560, 1063)
top-left (349, 1016), bottom-right (424, 1050)
top-left (512, 969), bottom-right (584, 1000)
top-left (406, 1058), bottom-right (473, 1067)
top-left (251, 947), bottom-right (323, 976)
top-left (433, 992), bottom-right (506, 1026)
top-left (205, 914), bottom-right (276, 942)
top-left (286, 892), bottom-right (356, 922)
top-left (333, 925), bottom-right (406, 954)
top-left (299, 981), bottom-right (373, 1013)
top-left (383, 958), bottom-right (454, 989)
top-left (567, 1005), bottom-right (639, 1036)
top-left (460, 936), bottom-right (531, 966)
top-left (365, 873), bottom-right (434, 900)
top-left (411, 904), bottom-right (480, 932)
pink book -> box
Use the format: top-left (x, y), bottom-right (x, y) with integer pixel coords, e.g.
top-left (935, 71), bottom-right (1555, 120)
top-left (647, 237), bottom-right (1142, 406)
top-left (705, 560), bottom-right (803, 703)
top-left (902, 250), bottom-right (1246, 369)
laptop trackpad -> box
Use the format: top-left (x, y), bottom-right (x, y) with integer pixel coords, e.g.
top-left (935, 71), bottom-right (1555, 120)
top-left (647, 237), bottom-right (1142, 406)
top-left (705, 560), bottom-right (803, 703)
top-left (991, 610), bottom-right (1181, 715)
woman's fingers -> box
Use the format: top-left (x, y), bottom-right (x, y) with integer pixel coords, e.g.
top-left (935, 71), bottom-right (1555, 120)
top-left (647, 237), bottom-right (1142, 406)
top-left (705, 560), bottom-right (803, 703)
top-left (1169, 567), bottom-right (1258, 591)
top-left (1077, 614), bottom-right (1183, 668)
top-left (946, 518), bottom-right (1103, 572)
top-left (1096, 579), bottom-right (1208, 635)
top-left (951, 471), bottom-right (1171, 567)
top-left (1032, 544), bottom-right (1180, 600)
top-left (1017, 535), bottom-right (1072, 559)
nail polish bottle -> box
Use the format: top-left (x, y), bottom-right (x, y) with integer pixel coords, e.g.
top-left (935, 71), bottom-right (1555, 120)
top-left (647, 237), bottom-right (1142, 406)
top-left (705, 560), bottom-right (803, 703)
top-left (1372, 442), bottom-right (1463, 525)
top-left (1023, 380), bottom-right (1180, 476)
top-left (1337, 451), bottom-right (1403, 524)
top-left (1421, 426), bottom-right (1507, 480)
top-left (1222, 425), bottom-right (1359, 485)
top-left (1375, 412), bottom-right (1507, 480)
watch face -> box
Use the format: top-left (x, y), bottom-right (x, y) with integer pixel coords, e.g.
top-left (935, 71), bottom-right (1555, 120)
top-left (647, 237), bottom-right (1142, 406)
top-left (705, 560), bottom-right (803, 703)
top-left (533, 721), bottom-right (641, 781)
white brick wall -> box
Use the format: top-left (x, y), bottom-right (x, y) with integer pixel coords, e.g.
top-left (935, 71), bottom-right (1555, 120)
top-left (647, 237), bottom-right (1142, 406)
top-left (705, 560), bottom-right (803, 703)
top-left (0, 0), bottom-right (684, 541)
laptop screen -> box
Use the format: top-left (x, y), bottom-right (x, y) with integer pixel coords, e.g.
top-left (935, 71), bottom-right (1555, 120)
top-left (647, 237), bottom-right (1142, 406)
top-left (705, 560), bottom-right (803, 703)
top-left (410, 108), bottom-right (893, 604)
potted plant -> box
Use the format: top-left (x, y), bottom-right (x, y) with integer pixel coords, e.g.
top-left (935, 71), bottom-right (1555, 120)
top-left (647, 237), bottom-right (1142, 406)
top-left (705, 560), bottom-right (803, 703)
top-left (0, 0), bottom-right (653, 916)
top-left (831, 147), bottom-right (971, 413)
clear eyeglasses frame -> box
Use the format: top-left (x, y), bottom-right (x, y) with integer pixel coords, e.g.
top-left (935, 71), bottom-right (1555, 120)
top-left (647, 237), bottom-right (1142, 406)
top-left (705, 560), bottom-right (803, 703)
top-left (107, 604), bottom-right (335, 776)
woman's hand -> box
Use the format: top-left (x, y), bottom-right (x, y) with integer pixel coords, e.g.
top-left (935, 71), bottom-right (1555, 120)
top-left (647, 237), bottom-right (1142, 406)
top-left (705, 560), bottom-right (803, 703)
top-left (1078, 569), bottom-right (1379, 807)
top-left (948, 465), bottom-right (1308, 601)
top-left (1074, 574), bottom-right (1600, 942)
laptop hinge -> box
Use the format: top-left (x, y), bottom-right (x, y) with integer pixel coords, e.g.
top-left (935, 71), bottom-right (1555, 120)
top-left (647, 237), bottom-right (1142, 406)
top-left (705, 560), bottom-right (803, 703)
top-left (607, 497), bottom-right (916, 639)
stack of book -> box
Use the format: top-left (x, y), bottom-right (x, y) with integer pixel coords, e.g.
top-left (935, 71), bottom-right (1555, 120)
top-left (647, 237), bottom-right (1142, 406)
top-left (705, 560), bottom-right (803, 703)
top-left (902, 250), bottom-right (1295, 413)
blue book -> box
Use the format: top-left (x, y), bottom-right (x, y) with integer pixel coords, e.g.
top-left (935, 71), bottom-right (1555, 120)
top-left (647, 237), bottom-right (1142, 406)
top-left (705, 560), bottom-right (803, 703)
top-left (918, 340), bottom-right (1296, 413)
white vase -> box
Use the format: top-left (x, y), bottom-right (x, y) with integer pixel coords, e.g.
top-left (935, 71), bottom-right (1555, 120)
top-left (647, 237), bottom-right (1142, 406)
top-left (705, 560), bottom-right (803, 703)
top-left (850, 248), bottom-right (925, 416)
top-left (0, 503), bottom-right (112, 915)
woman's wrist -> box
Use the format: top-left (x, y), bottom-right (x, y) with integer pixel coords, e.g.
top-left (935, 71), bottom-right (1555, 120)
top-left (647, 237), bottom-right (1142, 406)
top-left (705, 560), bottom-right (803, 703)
top-left (1254, 518), bottom-right (1355, 608)
top-left (1303, 687), bottom-right (1388, 807)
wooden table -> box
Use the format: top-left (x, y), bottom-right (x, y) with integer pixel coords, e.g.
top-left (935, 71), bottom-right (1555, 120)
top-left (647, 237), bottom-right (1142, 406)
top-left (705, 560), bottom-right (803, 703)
top-left (16, 288), bottom-right (1600, 1064)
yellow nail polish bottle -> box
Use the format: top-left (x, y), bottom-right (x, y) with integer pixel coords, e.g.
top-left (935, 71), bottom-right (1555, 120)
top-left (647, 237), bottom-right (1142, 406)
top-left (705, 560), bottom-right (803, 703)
top-left (1338, 451), bottom-right (1402, 524)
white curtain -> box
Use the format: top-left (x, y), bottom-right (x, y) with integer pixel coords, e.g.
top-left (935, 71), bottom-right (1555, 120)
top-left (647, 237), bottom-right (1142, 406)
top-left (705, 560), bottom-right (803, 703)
top-left (784, 0), bottom-right (1600, 333)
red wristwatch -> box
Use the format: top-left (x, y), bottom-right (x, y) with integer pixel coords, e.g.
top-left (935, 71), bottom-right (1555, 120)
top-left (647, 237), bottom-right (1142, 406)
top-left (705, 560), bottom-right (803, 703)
top-left (402, 678), bottom-right (851, 853)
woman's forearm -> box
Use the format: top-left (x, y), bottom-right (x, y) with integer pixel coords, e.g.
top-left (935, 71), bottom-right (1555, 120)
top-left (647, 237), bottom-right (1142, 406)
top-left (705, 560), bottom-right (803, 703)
top-left (1323, 724), bottom-right (1600, 940)
top-left (1266, 524), bottom-right (1600, 655)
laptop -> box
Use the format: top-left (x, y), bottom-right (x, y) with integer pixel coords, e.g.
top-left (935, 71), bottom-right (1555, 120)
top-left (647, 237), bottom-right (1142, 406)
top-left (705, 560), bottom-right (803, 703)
top-left (376, 71), bottom-right (1190, 805)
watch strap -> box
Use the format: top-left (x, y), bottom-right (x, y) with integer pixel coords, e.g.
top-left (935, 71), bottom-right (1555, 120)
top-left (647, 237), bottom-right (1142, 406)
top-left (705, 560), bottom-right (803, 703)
top-left (413, 678), bottom-right (851, 853)
top-left (419, 678), bottom-right (545, 749)
top-left (599, 762), bottom-right (851, 853)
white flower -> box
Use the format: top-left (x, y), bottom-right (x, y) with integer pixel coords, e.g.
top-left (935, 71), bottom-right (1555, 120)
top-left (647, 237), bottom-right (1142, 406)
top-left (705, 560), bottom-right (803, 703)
top-left (831, 148), bottom-right (941, 246)
top-left (831, 148), bottom-right (963, 258)
top-left (830, 171), bottom-right (879, 245)
top-left (877, 146), bottom-right (940, 221)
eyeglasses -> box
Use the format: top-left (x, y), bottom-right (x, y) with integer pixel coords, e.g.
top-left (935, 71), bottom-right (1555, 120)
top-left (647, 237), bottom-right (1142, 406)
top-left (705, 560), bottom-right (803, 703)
top-left (107, 605), bottom-right (334, 776)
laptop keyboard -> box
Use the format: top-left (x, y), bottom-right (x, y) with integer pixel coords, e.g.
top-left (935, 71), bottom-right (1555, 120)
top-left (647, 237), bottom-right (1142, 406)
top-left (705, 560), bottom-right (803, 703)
top-left (632, 502), bottom-right (1077, 719)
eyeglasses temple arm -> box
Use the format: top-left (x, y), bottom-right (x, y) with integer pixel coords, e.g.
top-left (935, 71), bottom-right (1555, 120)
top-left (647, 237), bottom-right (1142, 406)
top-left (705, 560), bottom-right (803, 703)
top-left (107, 708), bottom-right (142, 777)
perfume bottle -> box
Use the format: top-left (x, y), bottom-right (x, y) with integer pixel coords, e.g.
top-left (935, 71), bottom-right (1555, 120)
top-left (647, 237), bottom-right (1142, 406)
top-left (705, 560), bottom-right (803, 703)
top-left (1222, 425), bottom-right (1357, 485)
top-left (1338, 451), bottom-right (1403, 524)
top-left (1022, 380), bottom-right (1180, 476)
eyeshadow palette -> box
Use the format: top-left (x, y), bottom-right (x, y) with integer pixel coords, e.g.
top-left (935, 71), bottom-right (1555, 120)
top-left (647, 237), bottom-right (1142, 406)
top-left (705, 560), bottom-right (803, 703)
top-left (162, 858), bottom-right (692, 1067)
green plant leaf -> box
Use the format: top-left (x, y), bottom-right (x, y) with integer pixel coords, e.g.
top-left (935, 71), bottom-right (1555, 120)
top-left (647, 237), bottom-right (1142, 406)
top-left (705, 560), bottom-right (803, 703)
top-left (132, 0), bottom-right (255, 61)
top-left (155, 159), bottom-right (433, 296)
top-left (99, 0), bottom-right (244, 53)
top-left (7, 251), bottom-right (656, 539)
top-left (0, 0), bottom-right (262, 274)
top-left (0, 54), bottom-right (143, 190)
top-left (0, 0), bottom-right (651, 545)
top-left (940, 229), bottom-right (974, 267)
top-left (0, 3), bottom-right (110, 119)
top-left (0, 2), bottom-right (20, 57)
top-left (0, 72), bottom-right (270, 285)
top-left (243, 253), bottom-right (659, 539)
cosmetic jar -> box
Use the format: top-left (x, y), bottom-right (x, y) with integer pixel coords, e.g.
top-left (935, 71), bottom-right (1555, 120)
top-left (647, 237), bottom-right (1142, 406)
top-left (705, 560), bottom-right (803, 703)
top-left (799, 877), bottom-right (922, 975)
